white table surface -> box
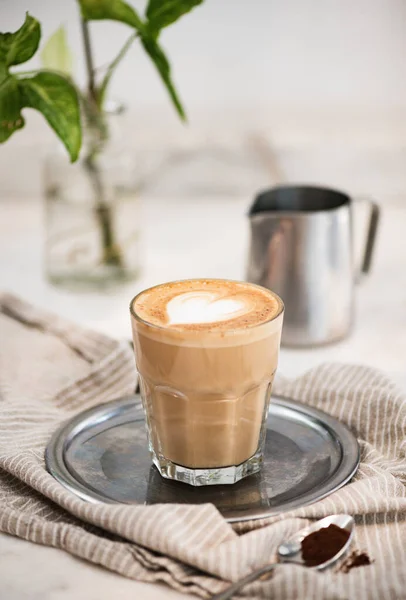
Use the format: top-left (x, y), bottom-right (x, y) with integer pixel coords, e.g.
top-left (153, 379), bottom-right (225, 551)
top-left (1, 195), bottom-right (405, 599)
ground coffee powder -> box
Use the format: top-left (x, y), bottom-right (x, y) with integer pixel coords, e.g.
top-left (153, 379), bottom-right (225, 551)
top-left (340, 551), bottom-right (372, 573)
top-left (301, 524), bottom-right (350, 566)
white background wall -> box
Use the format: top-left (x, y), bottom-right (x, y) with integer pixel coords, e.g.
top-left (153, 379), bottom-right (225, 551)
top-left (1, 0), bottom-right (406, 199)
top-left (3, 0), bottom-right (406, 113)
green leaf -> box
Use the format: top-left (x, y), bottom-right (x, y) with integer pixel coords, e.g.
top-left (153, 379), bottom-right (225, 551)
top-left (141, 36), bottom-right (185, 120)
top-left (146, 0), bottom-right (203, 37)
top-left (18, 71), bottom-right (81, 162)
top-left (40, 26), bottom-right (73, 76)
top-left (0, 66), bottom-right (25, 142)
top-left (78, 0), bottom-right (144, 31)
top-left (0, 13), bottom-right (41, 67)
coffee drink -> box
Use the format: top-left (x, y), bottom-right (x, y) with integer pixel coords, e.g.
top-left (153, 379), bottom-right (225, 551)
top-left (130, 279), bottom-right (284, 485)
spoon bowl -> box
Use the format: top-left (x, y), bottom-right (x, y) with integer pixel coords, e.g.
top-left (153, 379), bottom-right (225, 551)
top-left (212, 514), bottom-right (355, 599)
top-left (278, 513), bottom-right (354, 569)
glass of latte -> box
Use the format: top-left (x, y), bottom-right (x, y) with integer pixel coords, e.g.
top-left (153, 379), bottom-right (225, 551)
top-left (130, 279), bottom-right (284, 486)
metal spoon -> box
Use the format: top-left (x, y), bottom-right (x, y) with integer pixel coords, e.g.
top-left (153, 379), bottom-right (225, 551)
top-left (212, 514), bottom-right (354, 600)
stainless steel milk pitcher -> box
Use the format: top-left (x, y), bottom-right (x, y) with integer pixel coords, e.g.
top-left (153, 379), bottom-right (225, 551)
top-left (247, 186), bottom-right (380, 347)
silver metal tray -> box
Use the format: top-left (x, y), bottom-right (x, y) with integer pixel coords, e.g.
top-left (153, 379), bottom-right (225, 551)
top-left (46, 395), bottom-right (360, 523)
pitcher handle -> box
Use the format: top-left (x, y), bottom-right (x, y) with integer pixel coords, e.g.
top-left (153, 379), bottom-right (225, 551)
top-left (354, 198), bottom-right (380, 277)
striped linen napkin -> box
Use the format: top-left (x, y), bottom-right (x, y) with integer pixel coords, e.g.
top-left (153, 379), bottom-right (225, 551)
top-left (0, 292), bottom-right (405, 599)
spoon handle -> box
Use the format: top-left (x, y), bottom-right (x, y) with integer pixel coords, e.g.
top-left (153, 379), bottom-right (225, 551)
top-left (211, 562), bottom-right (279, 600)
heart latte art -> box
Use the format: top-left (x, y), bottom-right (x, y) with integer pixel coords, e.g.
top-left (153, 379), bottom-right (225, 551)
top-left (132, 279), bottom-right (282, 331)
top-left (166, 292), bottom-right (248, 325)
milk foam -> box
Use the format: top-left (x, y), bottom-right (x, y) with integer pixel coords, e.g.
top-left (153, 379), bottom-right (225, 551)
top-left (166, 291), bottom-right (248, 325)
top-left (131, 279), bottom-right (283, 340)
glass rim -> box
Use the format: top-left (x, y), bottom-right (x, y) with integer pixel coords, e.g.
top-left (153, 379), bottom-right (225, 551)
top-left (129, 278), bottom-right (284, 334)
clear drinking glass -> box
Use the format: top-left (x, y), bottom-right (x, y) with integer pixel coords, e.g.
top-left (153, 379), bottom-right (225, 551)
top-left (130, 280), bottom-right (284, 486)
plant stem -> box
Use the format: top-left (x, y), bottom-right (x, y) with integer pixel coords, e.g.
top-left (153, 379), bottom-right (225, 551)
top-left (80, 19), bottom-right (123, 268)
top-left (97, 32), bottom-right (137, 109)
top-left (84, 155), bottom-right (122, 266)
top-left (81, 19), bottom-right (97, 106)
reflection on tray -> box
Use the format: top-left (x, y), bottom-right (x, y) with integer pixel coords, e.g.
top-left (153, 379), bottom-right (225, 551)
top-left (146, 465), bottom-right (271, 511)
top-left (265, 456), bottom-right (332, 506)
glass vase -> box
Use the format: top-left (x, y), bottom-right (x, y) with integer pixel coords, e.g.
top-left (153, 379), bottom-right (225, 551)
top-left (44, 104), bottom-right (141, 290)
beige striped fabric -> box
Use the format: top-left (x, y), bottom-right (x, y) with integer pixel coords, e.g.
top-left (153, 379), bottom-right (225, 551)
top-left (0, 292), bottom-right (405, 600)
